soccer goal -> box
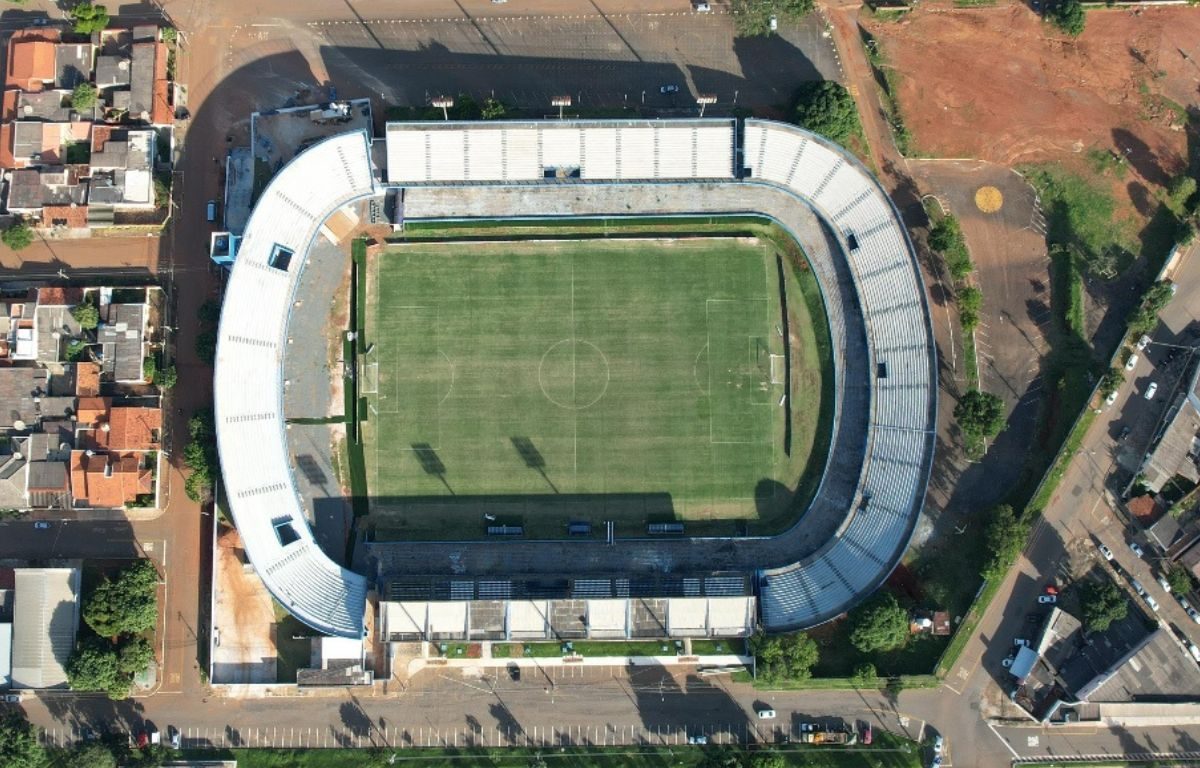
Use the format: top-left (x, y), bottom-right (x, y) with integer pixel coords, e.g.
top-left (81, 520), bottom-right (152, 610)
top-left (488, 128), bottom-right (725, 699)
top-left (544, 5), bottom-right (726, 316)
top-left (361, 361), bottom-right (379, 394)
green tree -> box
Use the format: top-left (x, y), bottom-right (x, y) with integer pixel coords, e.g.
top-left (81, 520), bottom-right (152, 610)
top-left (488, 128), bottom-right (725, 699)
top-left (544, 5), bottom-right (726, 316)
top-left (152, 365), bottom-right (177, 390)
top-left (1098, 366), bottom-right (1123, 400)
top-left (197, 300), bottom-right (222, 326)
top-left (1, 222), bottom-right (34, 252)
top-left (849, 592), bottom-right (909, 653)
top-left (750, 631), bottom-right (819, 682)
top-left (851, 662), bottom-right (878, 688)
top-left (116, 635), bottom-right (155, 678)
top-left (65, 742), bottom-right (117, 768)
top-left (194, 329), bottom-right (217, 365)
top-left (957, 285), bottom-right (982, 331)
top-left (1167, 174), bottom-right (1198, 216)
top-left (65, 340), bottom-right (89, 362)
top-left (66, 639), bottom-right (126, 698)
top-left (82, 559), bottom-right (160, 637)
top-left (1048, 0), bottom-right (1084, 36)
top-left (1128, 281), bottom-right (1176, 337)
top-left (792, 81), bottom-right (860, 146)
top-left (928, 214), bottom-right (973, 282)
top-left (1168, 564), bottom-right (1195, 595)
top-left (184, 408), bottom-right (217, 503)
top-left (730, 0), bottom-right (814, 37)
top-left (71, 2), bottom-right (110, 34)
top-left (981, 505), bottom-right (1029, 581)
top-left (71, 300), bottom-right (99, 330)
top-left (0, 711), bottom-right (49, 768)
top-left (954, 389), bottom-right (1006, 439)
top-left (142, 356), bottom-right (156, 382)
top-left (750, 753), bottom-right (787, 768)
top-left (1081, 580), bottom-right (1128, 632)
top-left (481, 97), bottom-right (507, 120)
top-left (70, 82), bottom-right (97, 111)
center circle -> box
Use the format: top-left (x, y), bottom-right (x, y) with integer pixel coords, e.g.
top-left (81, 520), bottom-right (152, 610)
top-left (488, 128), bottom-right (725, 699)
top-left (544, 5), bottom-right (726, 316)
top-left (538, 339), bottom-right (610, 410)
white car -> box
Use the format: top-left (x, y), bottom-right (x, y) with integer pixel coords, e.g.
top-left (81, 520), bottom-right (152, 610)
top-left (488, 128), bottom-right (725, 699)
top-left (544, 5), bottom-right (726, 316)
top-left (1188, 607), bottom-right (1200, 625)
top-left (933, 735), bottom-right (944, 754)
top-left (1105, 389), bottom-right (1119, 407)
top-left (1158, 576), bottom-right (1173, 594)
top-left (1130, 541), bottom-right (1146, 558)
top-left (1145, 382), bottom-right (1159, 400)
top-left (693, 1), bottom-right (712, 10)
top-left (756, 709), bottom-right (776, 720)
top-left (1001, 656), bottom-right (1014, 668)
top-left (1126, 354), bottom-right (1139, 371)
top-left (1098, 544), bottom-right (1114, 561)
top-left (1137, 334), bottom-right (1151, 351)
top-left (1188, 643), bottom-right (1200, 663)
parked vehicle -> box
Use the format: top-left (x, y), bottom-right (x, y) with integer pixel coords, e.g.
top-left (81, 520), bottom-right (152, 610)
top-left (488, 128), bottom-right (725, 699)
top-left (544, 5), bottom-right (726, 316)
top-left (33, 521), bottom-right (49, 530)
top-left (1125, 354), bottom-right (1139, 371)
top-left (687, 735), bottom-right (708, 745)
top-left (798, 727), bottom-right (856, 745)
top-left (757, 709), bottom-right (776, 720)
top-left (660, 84), bottom-right (680, 95)
top-left (1145, 382), bottom-right (1158, 400)
top-left (168, 726), bottom-right (181, 750)
top-left (1137, 335), bottom-right (1151, 351)
top-left (1098, 543), bottom-right (1114, 561)
top-left (1130, 541), bottom-right (1146, 558)
top-left (859, 721), bottom-right (873, 745)
top-left (1132, 579), bottom-right (1147, 596)
top-left (1038, 595), bottom-right (1057, 604)
top-left (1188, 643), bottom-right (1200, 663)
top-left (206, 200), bottom-right (217, 222)
top-left (933, 735), bottom-right (944, 754)
top-left (1144, 593), bottom-right (1160, 612)
top-left (1188, 607), bottom-right (1200, 626)
top-left (1158, 576), bottom-right (1173, 594)
top-left (1119, 426), bottom-right (1131, 441)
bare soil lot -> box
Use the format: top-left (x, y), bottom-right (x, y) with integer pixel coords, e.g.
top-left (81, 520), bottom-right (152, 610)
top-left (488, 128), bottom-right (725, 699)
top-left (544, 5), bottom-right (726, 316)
top-left (870, 5), bottom-right (1195, 183)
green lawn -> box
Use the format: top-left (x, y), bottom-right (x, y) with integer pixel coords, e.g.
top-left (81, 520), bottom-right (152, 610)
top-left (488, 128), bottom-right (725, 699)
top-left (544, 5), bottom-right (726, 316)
top-left (362, 237), bottom-right (826, 539)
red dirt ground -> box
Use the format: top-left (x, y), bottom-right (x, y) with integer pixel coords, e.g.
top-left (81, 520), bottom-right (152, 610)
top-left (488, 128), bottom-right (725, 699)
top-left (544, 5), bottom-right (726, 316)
top-left (868, 5), bottom-right (1197, 185)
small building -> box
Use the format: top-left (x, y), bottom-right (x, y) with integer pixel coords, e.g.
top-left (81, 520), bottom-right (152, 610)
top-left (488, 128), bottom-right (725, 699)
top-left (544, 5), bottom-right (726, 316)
top-left (7, 166), bottom-right (87, 215)
top-left (97, 297), bottom-right (147, 382)
top-left (53, 42), bottom-right (93, 90)
top-left (76, 398), bottom-right (161, 451)
top-left (0, 367), bottom-right (52, 430)
top-left (10, 567), bottom-right (80, 689)
top-left (4, 31), bottom-right (60, 93)
top-left (1140, 361), bottom-right (1200, 492)
top-left (69, 450), bottom-right (152, 508)
top-left (88, 126), bottom-right (155, 209)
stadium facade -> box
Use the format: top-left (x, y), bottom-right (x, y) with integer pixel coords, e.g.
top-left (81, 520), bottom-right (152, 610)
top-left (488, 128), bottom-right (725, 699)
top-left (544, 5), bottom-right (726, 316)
top-left (213, 118), bottom-right (936, 640)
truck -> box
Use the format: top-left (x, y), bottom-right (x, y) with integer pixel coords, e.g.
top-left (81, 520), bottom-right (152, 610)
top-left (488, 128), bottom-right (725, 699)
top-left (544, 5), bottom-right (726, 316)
top-left (796, 724), bottom-right (857, 745)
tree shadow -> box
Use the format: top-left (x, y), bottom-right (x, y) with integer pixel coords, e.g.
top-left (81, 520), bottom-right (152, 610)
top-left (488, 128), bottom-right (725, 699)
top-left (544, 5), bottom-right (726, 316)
top-left (1112, 127), bottom-right (1172, 188)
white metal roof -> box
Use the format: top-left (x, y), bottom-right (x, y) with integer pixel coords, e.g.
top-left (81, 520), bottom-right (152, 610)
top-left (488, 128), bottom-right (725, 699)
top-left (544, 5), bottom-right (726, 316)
top-left (11, 568), bottom-right (79, 689)
top-left (214, 130), bottom-right (375, 638)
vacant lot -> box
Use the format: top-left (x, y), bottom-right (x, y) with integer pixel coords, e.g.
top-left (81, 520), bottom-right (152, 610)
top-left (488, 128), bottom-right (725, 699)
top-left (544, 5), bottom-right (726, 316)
top-left (871, 5), bottom-right (1193, 179)
top-left (362, 238), bottom-right (825, 539)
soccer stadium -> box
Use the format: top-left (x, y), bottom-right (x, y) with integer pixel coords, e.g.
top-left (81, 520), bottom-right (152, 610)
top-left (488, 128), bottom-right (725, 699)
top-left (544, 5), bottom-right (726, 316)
top-left (213, 118), bottom-right (937, 642)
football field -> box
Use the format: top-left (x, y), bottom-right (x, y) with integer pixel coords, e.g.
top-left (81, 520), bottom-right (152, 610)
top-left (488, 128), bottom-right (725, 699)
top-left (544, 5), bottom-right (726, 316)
top-left (361, 237), bottom-right (815, 538)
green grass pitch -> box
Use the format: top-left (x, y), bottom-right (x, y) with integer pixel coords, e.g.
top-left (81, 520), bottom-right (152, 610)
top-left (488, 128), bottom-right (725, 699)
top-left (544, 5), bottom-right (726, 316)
top-left (361, 237), bottom-right (819, 539)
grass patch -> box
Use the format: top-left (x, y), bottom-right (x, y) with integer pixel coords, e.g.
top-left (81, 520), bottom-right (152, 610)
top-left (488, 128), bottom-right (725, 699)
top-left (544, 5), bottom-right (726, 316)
top-left (861, 31), bottom-right (915, 156)
top-left (186, 744), bottom-right (924, 768)
top-left (1084, 147), bottom-right (1129, 181)
top-left (491, 642), bottom-right (570, 659)
top-left (1021, 164), bottom-right (1134, 277)
top-left (272, 603), bottom-right (313, 683)
top-left (570, 640), bottom-right (681, 657)
top-left (362, 236), bottom-right (827, 540)
top-left (690, 638), bottom-right (743, 655)
top-left (737, 671), bottom-right (939, 691)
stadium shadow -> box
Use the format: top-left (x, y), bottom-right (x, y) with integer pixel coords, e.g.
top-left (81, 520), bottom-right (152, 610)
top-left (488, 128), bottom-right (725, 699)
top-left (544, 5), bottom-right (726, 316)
top-left (628, 661), bottom-right (756, 747)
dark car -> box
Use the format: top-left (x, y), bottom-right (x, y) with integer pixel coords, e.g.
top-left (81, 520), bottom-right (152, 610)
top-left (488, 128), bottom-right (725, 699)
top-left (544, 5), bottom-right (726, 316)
top-left (1118, 426), bottom-right (1131, 441)
top-left (507, 663), bottom-right (520, 681)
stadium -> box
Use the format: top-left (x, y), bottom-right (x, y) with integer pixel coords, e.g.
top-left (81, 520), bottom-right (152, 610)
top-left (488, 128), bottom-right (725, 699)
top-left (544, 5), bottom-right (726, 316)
top-left (213, 118), bottom-right (937, 643)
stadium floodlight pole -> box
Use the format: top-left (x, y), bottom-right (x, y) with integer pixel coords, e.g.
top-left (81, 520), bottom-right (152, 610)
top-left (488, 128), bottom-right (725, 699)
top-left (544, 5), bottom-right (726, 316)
top-left (696, 94), bottom-right (717, 118)
top-left (432, 96), bottom-right (454, 121)
top-left (551, 95), bottom-right (572, 120)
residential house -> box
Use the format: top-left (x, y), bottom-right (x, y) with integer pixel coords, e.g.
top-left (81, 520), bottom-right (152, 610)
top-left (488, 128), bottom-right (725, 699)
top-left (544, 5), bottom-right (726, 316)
top-left (75, 397), bottom-right (160, 452)
top-left (1140, 361), bottom-right (1200, 493)
top-left (0, 293), bottom-right (37, 362)
top-left (69, 450), bottom-right (151, 508)
top-left (53, 42), bottom-right (92, 91)
top-left (33, 287), bottom-right (84, 365)
top-left (4, 30), bottom-right (60, 93)
top-left (6, 166), bottom-right (86, 216)
top-left (88, 126), bottom-right (155, 209)
top-left (97, 296), bottom-right (147, 383)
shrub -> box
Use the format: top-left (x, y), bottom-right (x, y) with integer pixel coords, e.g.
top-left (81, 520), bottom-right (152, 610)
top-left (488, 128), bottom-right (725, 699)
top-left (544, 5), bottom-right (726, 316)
top-left (481, 97), bottom-right (507, 120)
top-left (731, 0), bottom-right (814, 37)
top-left (1, 222), bottom-right (34, 252)
top-left (0, 710), bottom-right (49, 768)
top-left (1048, 0), bottom-right (1085, 36)
top-left (792, 81), bottom-right (860, 147)
top-left (142, 356), bottom-right (156, 382)
top-left (852, 662), bottom-right (878, 688)
top-left (849, 592), bottom-right (909, 653)
top-left (152, 365), bottom-right (177, 390)
top-left (1128, 281), bottom-right (1175, 337)
top-left (981, 505), bottom-right (1030, 582)
top-left (750, 631), bottom-right (819, 682)
top-left (194, 329), bottom-right (217, 365)
top-left (1168, 564), bottom-right (1195, 595)
top-left (928, 215), bottom-right (973, 281)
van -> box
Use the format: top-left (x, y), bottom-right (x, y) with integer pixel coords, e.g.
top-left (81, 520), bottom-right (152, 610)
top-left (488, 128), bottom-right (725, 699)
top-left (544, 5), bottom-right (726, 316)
top-left (205, 200), bottom-right (217, 223)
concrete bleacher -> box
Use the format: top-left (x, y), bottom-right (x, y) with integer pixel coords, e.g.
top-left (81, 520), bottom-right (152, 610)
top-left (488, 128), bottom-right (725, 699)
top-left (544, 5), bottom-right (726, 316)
top-left (385, 120), bottom-right (735, 184)
top-left (744, 120), bottom-right (936, 630)
top-left (214, 130), bottom-right (376, 638)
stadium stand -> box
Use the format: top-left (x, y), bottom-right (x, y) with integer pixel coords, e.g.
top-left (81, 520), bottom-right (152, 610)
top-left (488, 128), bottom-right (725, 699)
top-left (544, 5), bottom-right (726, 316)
top-left (213, 130), bottom-right (375, 638)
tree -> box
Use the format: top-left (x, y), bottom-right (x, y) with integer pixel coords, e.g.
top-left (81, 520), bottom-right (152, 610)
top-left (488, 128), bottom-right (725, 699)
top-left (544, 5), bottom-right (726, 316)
top-left (481, 97), bottom-right (507, 120)
top-left (1128, 281), bottom-right (1176, 337)
top-left (1098, 366), bottom-right (1123, 400)
top-left (70, 82), bottom-right (97, 111)
top-left (750, 631), bottom-right (819, 682)
top-left (792, 81), bottom-right (860, 146)
top-left (928, 215), bottom-right (973, 282)
top-left (957, 285), bottom-right (982, 332)
top-left (0, 711), bottom-right (49, 768)
top-left (71, 301), bottom-right (99, 330)
top-left (1048, 0), bottom-right (1084, 36)
top-left (750, 754), bottom-right (787, 768)
top-left (65, 742), bottom-right (117, 768)
top-left (152, 365), bottom-right (177, 390)
top-left (1081, 580), bottom-right (1128, 632)
top-left (852, 662), bottom-right (878, 688)
top-left (849, 593), bottom-right (909, 653)
top-left (730, 0), bottom-right (814, 37)
top-left (1168, 564), bottom-right (1195, 596)
top-left (1167, 174), bottom-right (1198, 217)
top-left (116, 635), bottom-right (155, 678)
top-left (82, 559), bottom-right (160, 637)
top-left (71, 3), bottom-right (110, 34)
top-left (197, 300), bottom-right (222, 326)
top-left (142, 356), bottom-right (156, 382)
top-left (954, 389), bottom-right (1006, 440)
top-left (1, 222), bottom-right (34, 252)
top-left (183, 408), bottom-right (217, 503)
top-left (981, 505), bottom-right (1029, 582)
top-left (66, 639), bottom-right (126, 698)
top-left (194, 329), bottom-right (217, 365)
top-left (65, 340), bottom-right (89, 362)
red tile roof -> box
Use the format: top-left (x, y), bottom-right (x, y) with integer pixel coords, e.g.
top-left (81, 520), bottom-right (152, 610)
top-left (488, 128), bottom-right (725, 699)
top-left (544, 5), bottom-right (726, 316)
top-left (69, 451), bottom-right (151, 508)
top-left (6, 37), bottom-right (57, 92)
top-left (151, 42), bottom-right (171, 125)
top-left (36, 287), bottom-right (83, 305)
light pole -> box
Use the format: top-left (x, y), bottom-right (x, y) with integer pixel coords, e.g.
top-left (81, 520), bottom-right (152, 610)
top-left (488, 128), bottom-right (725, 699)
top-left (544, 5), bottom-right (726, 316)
top-left (696, 94), bottom-right (716, 118)
top-left (551, 95), bottom-right (572, 120)
top-left (432, 96), bottom-right (454, 121)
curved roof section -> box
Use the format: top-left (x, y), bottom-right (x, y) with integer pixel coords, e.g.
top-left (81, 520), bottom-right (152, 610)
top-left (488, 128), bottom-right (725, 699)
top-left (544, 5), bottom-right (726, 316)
top-left (213, 130), bottom-right (375, 638)
top-left (743, 120), bottom-right (937, 629)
